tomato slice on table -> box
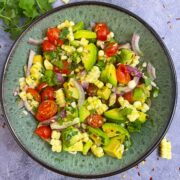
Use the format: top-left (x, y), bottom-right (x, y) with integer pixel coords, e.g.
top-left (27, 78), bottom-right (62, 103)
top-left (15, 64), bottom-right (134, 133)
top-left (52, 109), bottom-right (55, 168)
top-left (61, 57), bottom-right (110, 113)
top-left (123, 91), bottom-right (133, 103)
top-left (36, 82), bottom-right (48, 93)
top-left (41, 87), bottom-right (55, 101)
top-left (36, 100), bottom-right (58, 121)
top-left (53, 61), bottom-right (71, 75)
top-left (26, 88), bottom-right (41, 102)
top-left (105, 42), bottom-right (119, 57)
top-left (116, 64), bottom-right (131, 84)
top-left (42, 40), bottom-right (56, 52)
top-left (94, 23), bottom-right (110, 41)
top-left (47, 27), bottom-right (60, 43)
top-left (35, 126), bottom-right (52, 139)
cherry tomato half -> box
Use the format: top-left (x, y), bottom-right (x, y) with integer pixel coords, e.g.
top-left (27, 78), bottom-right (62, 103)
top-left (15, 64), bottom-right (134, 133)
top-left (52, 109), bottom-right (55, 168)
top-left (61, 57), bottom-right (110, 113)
top-left (105, 42), bottom-right (119, 57)
top-left (35, 126), bottom-right (52, 139)
top-left (47, 27), bottom-right (60, 43)
top-left (36, 100), bottom-right (58, 121)
top-left (94, 23), bottom-right (110, 41)
top-left (123, 91), bottom-right (133, 103)
top-left (36, 82), bottom-right (48, 93)
top-left (41, 87), bottom-right (55, 101)
top-left (53, 61), bottom-right (71, 75)
top-left (87, 114), bottom-right (104, 128)
top-left (26, 88), bottom-right (41, 102)
top-left (56, 39), bottom-right (64, 46)
top-left (42, 40), bottom-right (56, 52)
top-left (116, 64), bottom-right (131, 85)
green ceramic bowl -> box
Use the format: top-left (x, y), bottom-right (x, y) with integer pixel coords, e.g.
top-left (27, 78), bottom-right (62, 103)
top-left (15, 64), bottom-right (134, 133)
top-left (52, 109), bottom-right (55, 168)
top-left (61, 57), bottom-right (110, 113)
top-left (1, 2), bottom-right (177, 178)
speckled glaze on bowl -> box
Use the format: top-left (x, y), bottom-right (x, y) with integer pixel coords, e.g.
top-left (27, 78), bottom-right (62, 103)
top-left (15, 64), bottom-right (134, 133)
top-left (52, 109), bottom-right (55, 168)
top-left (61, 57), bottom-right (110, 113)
top-left (1, 2), bottom-right (177, 178)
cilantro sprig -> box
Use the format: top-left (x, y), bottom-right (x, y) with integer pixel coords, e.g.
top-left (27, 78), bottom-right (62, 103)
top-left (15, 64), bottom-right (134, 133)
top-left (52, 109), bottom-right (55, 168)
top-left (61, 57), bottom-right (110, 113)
top-left (0, 0), bottom-right (56, 39)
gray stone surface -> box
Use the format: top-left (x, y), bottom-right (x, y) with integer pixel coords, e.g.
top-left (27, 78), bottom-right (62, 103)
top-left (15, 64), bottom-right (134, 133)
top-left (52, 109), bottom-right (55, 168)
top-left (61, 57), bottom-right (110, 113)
top-left (0, 0), bottom-right (180, 180)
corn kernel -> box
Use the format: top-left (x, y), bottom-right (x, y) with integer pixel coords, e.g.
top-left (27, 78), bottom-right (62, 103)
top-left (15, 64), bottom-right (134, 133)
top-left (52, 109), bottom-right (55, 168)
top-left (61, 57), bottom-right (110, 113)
top-left (33, 55), bottom-right (43, 64)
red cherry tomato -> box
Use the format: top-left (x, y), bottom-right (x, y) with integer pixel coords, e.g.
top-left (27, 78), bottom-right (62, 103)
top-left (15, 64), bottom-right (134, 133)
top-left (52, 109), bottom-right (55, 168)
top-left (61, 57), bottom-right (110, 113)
top-left (56, 39), bottom-right (64, 46)
top-left (47, 27), bottom-right (60, 43)
top-left (123, 91), bottom-right (133, 103)
top-left (105, 42), bottom-right (119, 57)
top-left (36, 82), bottom-right (48, 93)
top-left (36, 100), bottom-right (58, 121)
top-left (53, 61), bottom-right (71, 75)
top-left (87, 114), bottom-right (104, 128)
top-left (94, 23), bottom-right (110, 41)
top-left (26, 88), bottom-right (41, 102)
top-left (42, 40), bottom-right (56, 52)
top-left (41, 87), bottom-right (55, 101)
top-left (35, 126), bottom-right (52, 139)
top-left (116, 64), bottom-right (131, 85)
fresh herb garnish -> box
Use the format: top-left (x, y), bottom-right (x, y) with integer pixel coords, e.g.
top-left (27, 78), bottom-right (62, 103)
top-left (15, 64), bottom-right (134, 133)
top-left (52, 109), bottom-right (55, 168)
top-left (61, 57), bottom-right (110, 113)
top-left (41, 70), bottom-right (59, 86)
top-left (0, 0), bottom-right (56, 39)
top-left (59, 27), bottom-right (69, 40)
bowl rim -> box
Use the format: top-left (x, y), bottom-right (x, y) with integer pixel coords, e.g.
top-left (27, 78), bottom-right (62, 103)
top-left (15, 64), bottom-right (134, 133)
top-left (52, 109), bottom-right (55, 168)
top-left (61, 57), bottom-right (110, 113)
top-left (0, 1), bottom-right (177, 179)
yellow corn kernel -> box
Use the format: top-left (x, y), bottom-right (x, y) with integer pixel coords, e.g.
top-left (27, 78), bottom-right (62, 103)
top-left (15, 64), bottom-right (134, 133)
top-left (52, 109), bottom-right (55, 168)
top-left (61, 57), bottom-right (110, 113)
top-left (33, 55), bottom-right (43, 64)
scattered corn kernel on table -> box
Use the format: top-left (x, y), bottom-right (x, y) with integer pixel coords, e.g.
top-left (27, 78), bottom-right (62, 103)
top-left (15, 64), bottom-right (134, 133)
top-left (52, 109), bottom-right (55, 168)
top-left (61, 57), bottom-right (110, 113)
top-left (0, 0), bottom-right (180, 179)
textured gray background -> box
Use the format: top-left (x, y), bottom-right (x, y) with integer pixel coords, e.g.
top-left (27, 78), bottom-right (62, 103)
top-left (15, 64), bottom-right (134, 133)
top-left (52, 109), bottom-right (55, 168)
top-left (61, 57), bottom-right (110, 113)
top-left (0, 0), bottom-right (180, 180)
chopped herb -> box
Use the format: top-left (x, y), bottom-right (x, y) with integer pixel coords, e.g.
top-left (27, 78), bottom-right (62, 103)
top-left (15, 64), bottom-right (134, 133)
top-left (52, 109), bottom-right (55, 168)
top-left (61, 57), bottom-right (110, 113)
top-left (127, 120), bottom-right (142, 133)
top-left (41, 70), bottom-right (59, 86)
top-left (0, 0), bottom-right (56, 39)
top-left (152, 88), bottom-right (159, 98)
top-left (59, 27), bottom-right (69, 40)
top-left (144, 77), bottom-right (152, 86)
top-left (96, 61), bottom-right (105, 70)
top-left (51, 60), bottom-right (63, 69)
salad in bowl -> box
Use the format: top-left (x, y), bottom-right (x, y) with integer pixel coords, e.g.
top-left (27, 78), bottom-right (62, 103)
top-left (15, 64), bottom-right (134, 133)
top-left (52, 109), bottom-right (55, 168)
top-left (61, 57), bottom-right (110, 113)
top-left (16, 20), bottom-right (159, 159)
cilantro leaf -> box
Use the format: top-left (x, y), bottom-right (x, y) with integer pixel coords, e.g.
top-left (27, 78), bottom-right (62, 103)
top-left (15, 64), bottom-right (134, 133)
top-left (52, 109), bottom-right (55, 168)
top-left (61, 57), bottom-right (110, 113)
top-left (59, 27), bottom-right (69, 39)
top-left (36, 0), bottom-right (51, 13)
top-left (41, 70), bottom-right (59, 86)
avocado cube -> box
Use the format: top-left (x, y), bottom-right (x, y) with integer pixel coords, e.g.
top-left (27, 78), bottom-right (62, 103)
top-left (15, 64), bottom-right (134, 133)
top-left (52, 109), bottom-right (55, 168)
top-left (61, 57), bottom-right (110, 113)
top-left (82, 43), bottom-right (97, 71)
top-left (79, 105), bottom-right (90, 122)
top-left (97, 86), bottom-right (111, 100)
top-left (82, 139), bottom-right (93, 155)
top-left (63, 141), bottom-right (83, 152)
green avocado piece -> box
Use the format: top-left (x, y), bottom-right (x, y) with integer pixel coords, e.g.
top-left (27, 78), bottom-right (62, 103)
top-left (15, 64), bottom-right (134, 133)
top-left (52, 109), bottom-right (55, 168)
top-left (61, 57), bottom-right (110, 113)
top-left (62, 126), bottom-right (82, 147)
top-left (73, 21), bottom-right (84, 32)
top-left (79, 105), bottom-right (90, 122)
top-left (82, 139), bottom-right (93, 155)
top-left (97, 86), bottom-right (111, 100)
top-left (100, 64), bottom-right (117, 86)
top-left (88, 126), bottom-right (109, 145)
top-left (82, 43), bottom-right (97, 71)
top-left (102, 123), bottom-right (130, 138)
top-left (104, 108), bottom-right (132, 122)
top-left (107, 64), bottom-right (117, 86)
top-left (119, 49), bottom-right (134, 64)
top-left (63, 141), bottom-right (83, 152)
top-left (63, 79), bottom-right (79, 99)
top-left (133, 87), bottom-right (147, 102)
top-left (74, 30), bottom-right (97, 39)
top-left (138, 112), bottom-right (147, 123)
top-left (103, 135), bottom-right (125, 159)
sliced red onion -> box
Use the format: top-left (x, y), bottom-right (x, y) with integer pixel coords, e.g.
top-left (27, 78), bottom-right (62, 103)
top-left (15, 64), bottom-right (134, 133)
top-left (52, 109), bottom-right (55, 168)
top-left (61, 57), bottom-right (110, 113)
top-left (73, 79), bottom-right (85, 107)
top-left (50, 118), bottom-right (80, 130)
top-left (147, 62), bottom-right (156, 80)
top-left (90, 22), bottom-right (95, 29)
top-left (28, 38), bottom-right (43, 45)
top-left (126, 65), bottom-right (142, 77)
top-left (26, 50), bottom-right (35, 77)
top-left (60, 109), bottom-right (67, 118)
top-left (56, 73), bottom-right (64, 83)
top-left (24, 100), bottom-right (35, 115)
top-left (131, 33), bottom-right (143, 56)
top-left (37, 119), bottom-right (56, 128)
top-left (119, 43), bottom-right (131, 49)
top-left (81, 81), bottom-right (89, 89)
top-left (13, 87), bottom-right (20, 96)
top-left (113, 77), bottom-right (140, 95)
